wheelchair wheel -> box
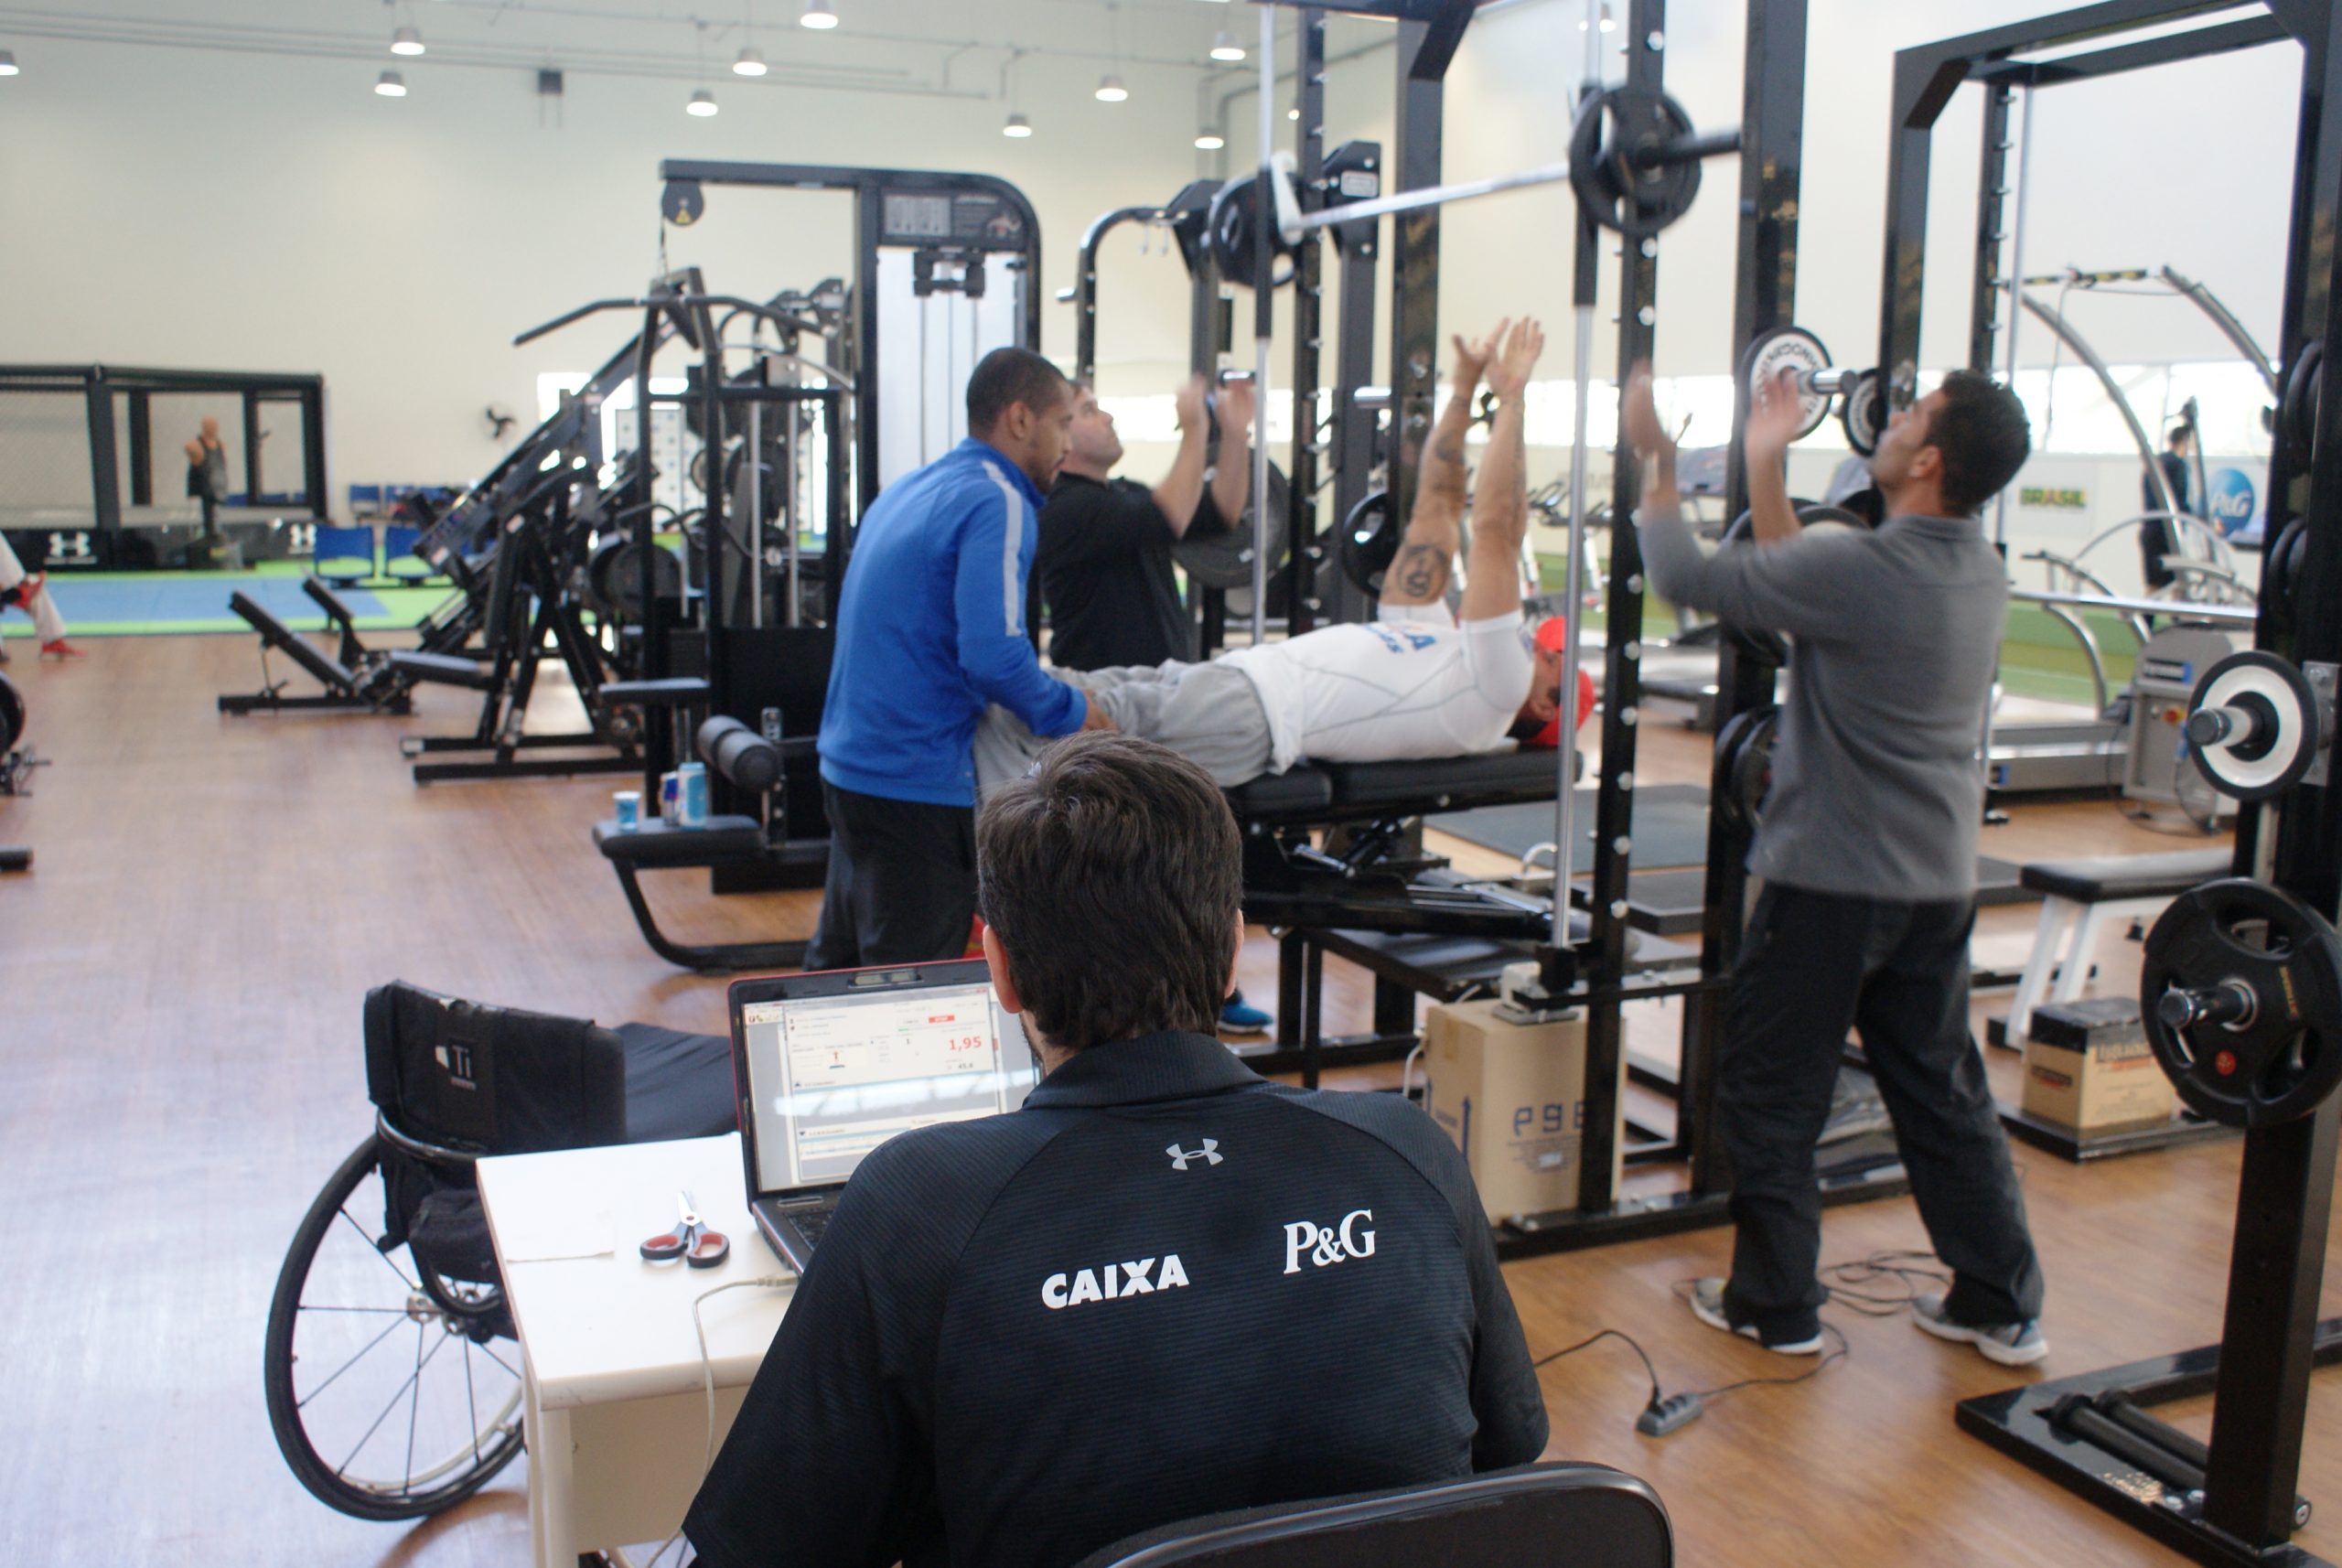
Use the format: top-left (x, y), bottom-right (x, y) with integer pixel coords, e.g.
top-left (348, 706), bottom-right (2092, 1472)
top-left (263, 1134), bottom-right (526, 1520)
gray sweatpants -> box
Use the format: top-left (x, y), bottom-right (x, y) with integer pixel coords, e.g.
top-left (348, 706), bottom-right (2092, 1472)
top-left (974, 659), bottom-right (1273, 799)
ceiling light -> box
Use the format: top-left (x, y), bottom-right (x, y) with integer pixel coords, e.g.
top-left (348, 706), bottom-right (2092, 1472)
top-left (687, 86), bottom-right (719, 115)
top-left (1209, 30), bottom-right (1245, 61)
top-left (800, 0), bottom-right (838, 29)
top-left (1003, 111), bottom-right (1033, 138)
top-left (1194, 128), bottom-right (1225, 150)
top-left (374, 69), bottom-right (407, 96)
top-left (1578, 3), bottom-right (1616, 31)
top-left (1287, 106), bottom-right (1299, 120)
top-left (0, 49), bottom-right (17, 76)
top-left (389, 24), bottom-right (424, 56)
top-left (733, 46), bottom-right (768, 75)
top-left (1095, 73), bottom-right (1128, 102)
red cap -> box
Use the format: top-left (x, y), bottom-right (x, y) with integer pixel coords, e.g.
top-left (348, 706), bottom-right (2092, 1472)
top-left (1521, 618), bottom-right (1597, 749)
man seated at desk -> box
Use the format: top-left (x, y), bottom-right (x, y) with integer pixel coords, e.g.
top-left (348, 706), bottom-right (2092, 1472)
top-left (975, 318), bottom-right (1586, 796)
top-left (684, 732), bottom-right (1550, 1568)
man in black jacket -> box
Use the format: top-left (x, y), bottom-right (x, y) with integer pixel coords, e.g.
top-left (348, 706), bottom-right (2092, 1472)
top-left (686, 733), bottom-right (1549, 1568)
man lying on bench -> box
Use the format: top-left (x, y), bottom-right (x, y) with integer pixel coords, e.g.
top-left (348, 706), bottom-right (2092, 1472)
top-left (977, 318), bottom-right (1583, 795)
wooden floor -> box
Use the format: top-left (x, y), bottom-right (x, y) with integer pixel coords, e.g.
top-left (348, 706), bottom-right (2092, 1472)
top-left (3, 631), bottom-right (2336, 1567)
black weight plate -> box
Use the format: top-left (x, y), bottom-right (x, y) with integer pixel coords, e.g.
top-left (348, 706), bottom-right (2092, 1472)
top-left (1713, 703), bottom-right (1778, 838)
top-left (2267, 517), bottom-right (2308, 634)
top-left (2142, 877), bottom-right (2342, 1128)
top-left (1176, 460), bottom-right (1292, 592)
top-left (1337, 489), bottom-right (1400, 597)
top-left (1568, 84), bottom-right (1703, 240)
top-left (586, 534), bottom-right (686, 620)
top-left (2284, 338), bottom-right (2323, 466)
top-left (1207, 175), bottom-right (1296, 290)
top-left (0, 671), bottom-right (23, 754)
top-left (1840, 370), bottom-right (1884, 456)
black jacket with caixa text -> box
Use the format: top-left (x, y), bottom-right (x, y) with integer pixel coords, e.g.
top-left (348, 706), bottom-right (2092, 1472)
top-left (685, 1030), bottom-right (1549, 1568)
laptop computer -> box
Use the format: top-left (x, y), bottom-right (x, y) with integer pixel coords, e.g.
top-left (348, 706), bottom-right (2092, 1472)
top-left (728, 958), bottom-right (1039, 1273)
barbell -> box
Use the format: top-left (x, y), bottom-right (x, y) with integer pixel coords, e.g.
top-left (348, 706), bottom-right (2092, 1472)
top-left (1211, 83), bottom-right (1736, 286)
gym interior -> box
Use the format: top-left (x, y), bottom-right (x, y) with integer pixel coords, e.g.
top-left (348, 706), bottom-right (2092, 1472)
top-left (5, 1), bottom-right (2342, 1564)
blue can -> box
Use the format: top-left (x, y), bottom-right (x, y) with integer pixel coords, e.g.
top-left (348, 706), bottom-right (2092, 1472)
top-left (661, 771), bottom-right (681, 822)
top-left (677, 761), bottom-right (710, 828)
top-left (613, 789), bottom-right (642, 832)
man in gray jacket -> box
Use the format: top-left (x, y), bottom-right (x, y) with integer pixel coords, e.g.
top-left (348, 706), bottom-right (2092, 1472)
top-left (1624, 364), bottom-right (2047, 1367)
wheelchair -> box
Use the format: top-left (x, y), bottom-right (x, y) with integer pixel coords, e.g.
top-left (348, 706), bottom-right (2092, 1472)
top-left (263, 980), bottom-right (735, 1520)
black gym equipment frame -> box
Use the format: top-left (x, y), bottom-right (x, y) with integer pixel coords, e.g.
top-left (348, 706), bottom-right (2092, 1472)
top-left (1877, 7), bottom-right (2342, 1567)
top-left (1227, 0), bottom-right (1905, 1258)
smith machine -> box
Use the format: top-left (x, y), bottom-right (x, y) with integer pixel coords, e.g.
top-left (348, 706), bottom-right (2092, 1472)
top-left (1855, 5), bottom-right (2342, 1567)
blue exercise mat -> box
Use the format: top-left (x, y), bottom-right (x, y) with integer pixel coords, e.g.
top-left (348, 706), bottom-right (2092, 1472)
top-left (41, 574), bottom-right (399, 628)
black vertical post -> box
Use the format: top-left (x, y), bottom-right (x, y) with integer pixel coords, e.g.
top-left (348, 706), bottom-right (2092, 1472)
top-left (1388, 21), bottom-right (1444, 534)
top-left (1574, 0), bottom-right (1670, 1212)
top-left (1287, 9), bottom-right (1327, 637)
top-left (85, 373), bottom-right (121, 534)
top-left (2201, 6), bottom-right (2342, 1547)
top-left (854, 188), bottom-right (885, 522)
top-left (1877, 48), bottom-right (1967, 392)
top-left (1328, 201), bottom-right (1380, 628)
top-left (1683, 0), bottom-right (1806, 1188)
top-left (242, 392), bottom-right (264, 505)
top-left (636, 305), bottom-right (666, 798)
top-left (1968, 81), bottom-right (2015, 374)
top-left (303, 384), bottom-right (329, 517)
top-left (126, 391), bottom-right (152, 508)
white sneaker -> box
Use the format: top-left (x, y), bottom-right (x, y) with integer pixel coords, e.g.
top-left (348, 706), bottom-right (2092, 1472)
top-left (1911, 1293), bottom-right (2047, 1366)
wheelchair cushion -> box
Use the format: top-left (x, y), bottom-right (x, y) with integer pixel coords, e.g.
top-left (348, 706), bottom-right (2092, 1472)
top-left (618, 1024), bottom-right (737, 1144)
top-left (2018, 848), bottom-right (2231, 904)
top-left (364, 980), bottom-right (628, 1154)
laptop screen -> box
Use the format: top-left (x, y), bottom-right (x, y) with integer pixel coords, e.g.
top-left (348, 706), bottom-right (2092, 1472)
top-left (740, 979), bottom-right (1034, 1192)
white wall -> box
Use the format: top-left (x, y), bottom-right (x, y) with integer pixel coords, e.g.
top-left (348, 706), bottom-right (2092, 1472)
top-left (1, 0), bottom-right (2310, 513)
top-left (0, 30), bottom-right (1209, 495)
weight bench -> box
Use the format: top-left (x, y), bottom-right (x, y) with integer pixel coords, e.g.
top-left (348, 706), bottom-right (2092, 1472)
top-left (219, 591), bottom-right (411, 715)
top-left (1994, 847), bottom-right (2232, 1047)
top-left (592, 690), bottom-right (822, 973)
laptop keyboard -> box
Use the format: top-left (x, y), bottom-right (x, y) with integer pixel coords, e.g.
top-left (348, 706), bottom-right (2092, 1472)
top-left (792, 1208), bottom-right (833, 1252)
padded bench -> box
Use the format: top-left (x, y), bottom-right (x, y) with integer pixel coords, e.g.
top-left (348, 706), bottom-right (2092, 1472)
top-left (1996, 847), bottom-right (2232, 1047)
top-left (1226, 747), bottom-right (1571, 831)
top-left (592, 815), bottom-right (811, 973)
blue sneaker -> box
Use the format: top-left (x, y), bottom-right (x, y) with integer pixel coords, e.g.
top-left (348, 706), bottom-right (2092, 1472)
top-left (1219, 991), bottom-right (1272, 1035)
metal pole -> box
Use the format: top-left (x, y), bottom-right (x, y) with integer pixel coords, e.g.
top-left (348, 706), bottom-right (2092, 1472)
top-left (1252, 2), bottom-right (1275, 647)
top-left (747, 394), bottom-right (766, 629)
top-left (1992, 85), bottom-right (2034, 551)
top-left (1546, 0), bottom-right (1607, 976)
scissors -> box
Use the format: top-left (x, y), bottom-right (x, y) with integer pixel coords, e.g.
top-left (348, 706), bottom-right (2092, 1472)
top-left (639, 1189), bottom-right (730, 1269)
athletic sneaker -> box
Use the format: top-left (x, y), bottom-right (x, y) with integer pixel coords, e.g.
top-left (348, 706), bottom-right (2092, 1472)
top-left (1686, 1277), bottom-right (1823, 1356)
top-left (39, 639), bottom-right (85, 660)
top-left (1911, 1293), bottom-right (2048, 1366)
top-left (1219, 991), bottom-right (1272, 1036)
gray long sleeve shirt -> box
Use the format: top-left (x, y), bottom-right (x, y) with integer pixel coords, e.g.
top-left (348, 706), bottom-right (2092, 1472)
top-left (1636, 501), bottom-right (2007, 902)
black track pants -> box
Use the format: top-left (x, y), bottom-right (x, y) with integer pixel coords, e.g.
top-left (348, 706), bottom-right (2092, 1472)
top-left (805, 782), bottom-right (976, 972)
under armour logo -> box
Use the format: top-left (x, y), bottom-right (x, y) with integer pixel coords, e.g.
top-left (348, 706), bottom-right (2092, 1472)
top-left (1166, 1139), bottom-right (1222, 1171)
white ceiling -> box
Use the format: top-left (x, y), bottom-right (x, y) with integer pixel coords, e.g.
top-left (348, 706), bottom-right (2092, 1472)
top-left (0, 0), bottom-right (1376, 101)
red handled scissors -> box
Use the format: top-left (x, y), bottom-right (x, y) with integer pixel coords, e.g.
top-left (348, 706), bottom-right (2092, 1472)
top-left (639, 1189), bottom-right (730, 1268)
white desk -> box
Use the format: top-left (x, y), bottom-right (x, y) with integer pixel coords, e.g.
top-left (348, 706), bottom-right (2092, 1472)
top-left (476, 1133), bottom-right (794, 1568)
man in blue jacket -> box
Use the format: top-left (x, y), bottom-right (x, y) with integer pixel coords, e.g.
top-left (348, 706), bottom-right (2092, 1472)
top-left (810, 347), bottom-right (1112, 971)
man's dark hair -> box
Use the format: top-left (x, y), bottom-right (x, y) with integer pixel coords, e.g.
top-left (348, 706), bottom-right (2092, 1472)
top-left (976, 733), bottom-right (1241, 1052)
top-left (2169, 421), bottom-right (2197, 451)
top-left (966, 347), bottom-right (1070, 437)
top-left (1926, 371), bottom-right (2033, 515)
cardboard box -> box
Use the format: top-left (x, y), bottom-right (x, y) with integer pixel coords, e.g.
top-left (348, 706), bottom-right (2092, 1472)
top-left (2021, 998), bottom-right (2178, 1133)
top-left (1420, 999), bottom-right (1625, 1224)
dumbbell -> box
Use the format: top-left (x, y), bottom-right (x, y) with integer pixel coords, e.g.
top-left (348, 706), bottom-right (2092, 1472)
top-left (1737, 327), bottom-right (1885, 455)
